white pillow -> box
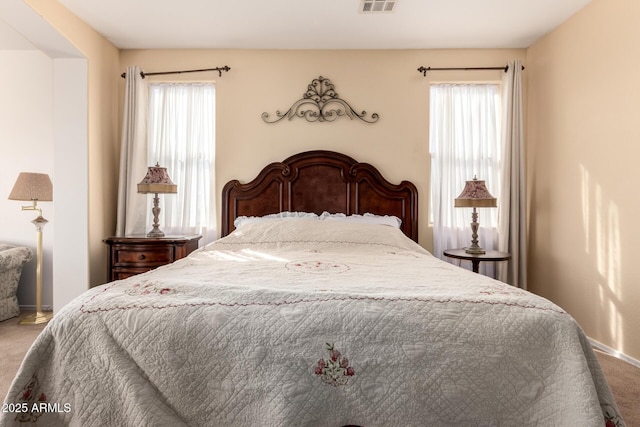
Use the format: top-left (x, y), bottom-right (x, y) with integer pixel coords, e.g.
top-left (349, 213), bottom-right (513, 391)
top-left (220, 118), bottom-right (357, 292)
top-left (234, 211), bottom-right (318, 229)
top-left (319, 211), bottom-right (402, 228)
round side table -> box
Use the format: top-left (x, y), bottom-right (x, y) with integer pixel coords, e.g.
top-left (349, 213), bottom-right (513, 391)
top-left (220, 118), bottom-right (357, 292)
top-left (443, 248), bottom-right (511, 274)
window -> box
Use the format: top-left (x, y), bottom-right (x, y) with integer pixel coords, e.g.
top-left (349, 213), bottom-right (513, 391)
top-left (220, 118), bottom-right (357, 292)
top-left (429, 83), bottom-right (502, 261)
top-left (146, 82), bottom-right (216, 243)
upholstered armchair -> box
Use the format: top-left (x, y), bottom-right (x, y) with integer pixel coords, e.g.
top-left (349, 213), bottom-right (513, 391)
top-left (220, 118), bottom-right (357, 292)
top-left (0, 244), bottom-right (33, 321)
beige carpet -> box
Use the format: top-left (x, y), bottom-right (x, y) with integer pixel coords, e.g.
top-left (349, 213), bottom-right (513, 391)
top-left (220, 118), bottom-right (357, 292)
top-left (595, 349), bottom-right (640, 426)
top-left (0, 314), bottom-right (46, 403)
top-left (1, 314), bottom-right (639, 425)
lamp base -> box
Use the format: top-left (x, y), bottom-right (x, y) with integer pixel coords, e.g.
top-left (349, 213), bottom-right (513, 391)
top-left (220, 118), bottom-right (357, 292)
top-left (146, 192), bottom-right (165, 238)
top-left (19, 311), bottom-right (53, 325)
top-left (466, 209), bottom-right (486, 254)
top-left (146, 227), bottom-right (165, 238)
top-left (464, 246), bottom-right (486, 255)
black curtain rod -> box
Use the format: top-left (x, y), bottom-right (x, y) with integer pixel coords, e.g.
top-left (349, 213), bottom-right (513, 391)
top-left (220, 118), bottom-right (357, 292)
top-left (120, 65), bottom-right (231, 79)
top-left (417, 64), bottom-right (524, 76)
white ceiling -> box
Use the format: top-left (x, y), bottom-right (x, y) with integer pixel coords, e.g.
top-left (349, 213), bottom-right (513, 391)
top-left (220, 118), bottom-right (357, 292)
top-left (0, 19), bottom-right (36, 50)
top-left (54, 0), bottom-right (593, 50)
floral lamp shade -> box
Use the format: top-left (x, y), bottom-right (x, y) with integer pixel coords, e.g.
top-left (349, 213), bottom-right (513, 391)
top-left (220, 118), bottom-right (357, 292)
top-left (454, 177), bottom-right (496, 208)
top-left (137, 164), bottom-right (177, 194)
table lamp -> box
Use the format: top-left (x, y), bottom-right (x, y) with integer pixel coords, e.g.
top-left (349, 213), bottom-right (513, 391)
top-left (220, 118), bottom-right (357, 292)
top-left (137, 163), bottom-right (177, 237)
top-left (455, 176), bottom-right (497, 254)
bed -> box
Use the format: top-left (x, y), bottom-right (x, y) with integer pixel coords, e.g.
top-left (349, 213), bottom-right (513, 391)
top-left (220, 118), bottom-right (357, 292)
top-left (1, 151), bottom-right (624, 426)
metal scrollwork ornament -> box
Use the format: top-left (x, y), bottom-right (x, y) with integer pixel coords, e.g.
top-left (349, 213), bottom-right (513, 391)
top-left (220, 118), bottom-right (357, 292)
top-left (262, 76), bottom-right (379, 124)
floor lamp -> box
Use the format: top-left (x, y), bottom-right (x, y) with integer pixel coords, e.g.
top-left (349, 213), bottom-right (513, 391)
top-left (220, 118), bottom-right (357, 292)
top-left (9, 172), bottom-right (53, 325)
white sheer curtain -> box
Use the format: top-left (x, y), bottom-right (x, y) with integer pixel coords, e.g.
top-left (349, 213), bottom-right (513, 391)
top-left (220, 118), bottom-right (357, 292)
top-left (115, 66), bottom-right (149, 236)
top-left (430, 84), bottom-right (502, 276)
top-left (498, 60), bottom-right (526, 288)
top-left (146, 83), bottom-right (217, 244)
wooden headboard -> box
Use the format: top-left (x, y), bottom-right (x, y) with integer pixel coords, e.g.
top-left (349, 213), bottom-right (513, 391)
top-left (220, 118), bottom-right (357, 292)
top-left (221, 150), bottom-right (419, 242)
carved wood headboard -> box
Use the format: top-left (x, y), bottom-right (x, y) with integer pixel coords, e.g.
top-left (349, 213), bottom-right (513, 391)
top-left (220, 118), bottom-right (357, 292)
top-left (221, 150), bottom-right (419, 242)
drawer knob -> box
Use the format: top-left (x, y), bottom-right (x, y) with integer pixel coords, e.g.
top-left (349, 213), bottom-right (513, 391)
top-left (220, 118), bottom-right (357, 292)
top-left (138, 254), bottom-right (146, 260)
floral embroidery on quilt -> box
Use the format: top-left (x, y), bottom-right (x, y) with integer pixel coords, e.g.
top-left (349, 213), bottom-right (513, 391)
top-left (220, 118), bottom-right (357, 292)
top-left (125, 282), bottom-right (176, 296)
top-left (478, 283), bottom-right (523, 297)
top-left (286, 260), bottom-right (350, 275)
top-left (387, 250), bottom-right (420, 258)
top-left (79, 280), bottom-right (567, 314)
top-left (314, 343), bottom-right (355, 386)
top-left (14, 373), bottom-right (47, 422)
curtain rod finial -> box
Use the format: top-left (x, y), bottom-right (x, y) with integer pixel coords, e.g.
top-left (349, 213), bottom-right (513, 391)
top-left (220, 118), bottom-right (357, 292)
top-left (417, 66), bottom-right (430, 76)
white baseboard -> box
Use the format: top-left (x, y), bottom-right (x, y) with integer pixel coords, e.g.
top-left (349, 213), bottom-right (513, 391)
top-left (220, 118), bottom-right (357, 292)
top-left (589, 337), bottom-right (640, 369)
top-left (19, 304), bottom-right (53, 312)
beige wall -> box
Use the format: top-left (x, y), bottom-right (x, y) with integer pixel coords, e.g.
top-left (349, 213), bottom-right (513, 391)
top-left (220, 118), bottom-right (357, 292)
top-left (120, 48), bottom-right (526, 249)
top-left (0, 51), bottom-right (54, 308)
top-left (527, 0), bottom-right (640, 360)
top-left (26, 0), bottom-right (120, 287)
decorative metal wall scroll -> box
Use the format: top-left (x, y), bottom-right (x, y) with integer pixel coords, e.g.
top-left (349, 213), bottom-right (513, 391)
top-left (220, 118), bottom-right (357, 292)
top-left (262, 76), bottom-right (379, 124)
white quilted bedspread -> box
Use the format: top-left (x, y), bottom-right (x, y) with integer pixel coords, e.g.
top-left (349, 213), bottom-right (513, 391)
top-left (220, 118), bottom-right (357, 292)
top-left (1, 221), bottom-right (624, 426)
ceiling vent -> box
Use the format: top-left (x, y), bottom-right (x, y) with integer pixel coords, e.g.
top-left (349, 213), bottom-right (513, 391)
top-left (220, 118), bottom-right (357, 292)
top-left (360, 0), bottom-right (398, 13)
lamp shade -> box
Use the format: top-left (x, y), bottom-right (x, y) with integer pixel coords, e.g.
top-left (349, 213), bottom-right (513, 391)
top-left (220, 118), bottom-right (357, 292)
top-left (454, 177), bottom-right (497, 208)
top-left (8, 172), bottom-right (53, 201)
top-left (137, 164), bottom-right (177, 194)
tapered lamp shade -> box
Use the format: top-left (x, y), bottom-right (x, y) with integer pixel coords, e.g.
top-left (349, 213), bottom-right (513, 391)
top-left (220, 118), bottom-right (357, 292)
top-left (454, 178), bottom-right (497, 208)
top-left (137, 165), bottom-right (177, 194)
top-left (8, 172), bottom-right (53, 202)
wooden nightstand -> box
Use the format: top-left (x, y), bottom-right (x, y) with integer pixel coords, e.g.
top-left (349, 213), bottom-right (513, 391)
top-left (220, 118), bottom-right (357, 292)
top-left (443, 248), bottom-right (511, 274)
top-left (104, 235), bottom-right (202, 281)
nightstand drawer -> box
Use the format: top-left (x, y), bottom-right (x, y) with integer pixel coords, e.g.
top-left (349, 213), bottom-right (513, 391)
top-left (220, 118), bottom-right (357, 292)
top-left (114, 246), bottom-right (173, 266)
top-left (103, 235), bottom-right (202, 283)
